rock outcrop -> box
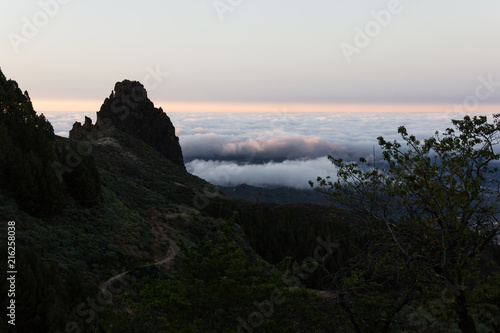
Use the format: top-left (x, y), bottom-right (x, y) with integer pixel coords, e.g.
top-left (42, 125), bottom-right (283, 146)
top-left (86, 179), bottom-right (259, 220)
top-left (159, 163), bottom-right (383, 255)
top-left (70, 80), bottom-right (185, 168)
top-left (70, 116), bottom-right (103, 141)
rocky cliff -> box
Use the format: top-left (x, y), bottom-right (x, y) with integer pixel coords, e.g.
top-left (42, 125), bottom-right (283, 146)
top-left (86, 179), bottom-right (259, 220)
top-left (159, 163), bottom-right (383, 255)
top-left (70, 80), bottom-right (185, 168)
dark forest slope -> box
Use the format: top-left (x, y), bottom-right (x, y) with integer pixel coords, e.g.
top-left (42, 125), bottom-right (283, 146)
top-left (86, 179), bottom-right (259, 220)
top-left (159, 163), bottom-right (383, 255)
top-left (0, 69), bottom-right (343, 332)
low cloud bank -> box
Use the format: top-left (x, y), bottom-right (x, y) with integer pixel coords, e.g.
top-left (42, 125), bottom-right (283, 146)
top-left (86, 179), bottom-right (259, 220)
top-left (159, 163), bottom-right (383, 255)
top-left (181, 130), bottom-right (348, 163)
top-left (174, 110), bottom-right (481, 165)
top-left (186, 157), bottom-right (337, 189)
top-left (49, 110), bottom-right (491, 189)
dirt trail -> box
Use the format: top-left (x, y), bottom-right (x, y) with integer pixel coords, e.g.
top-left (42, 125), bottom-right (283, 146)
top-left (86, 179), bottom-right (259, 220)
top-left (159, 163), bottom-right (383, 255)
top-left (99, 237), bottom-right (179, 293)
top-left (152, 237), bottom-right (180, 266)
top-left (99, 214), bottom-right (180, 293)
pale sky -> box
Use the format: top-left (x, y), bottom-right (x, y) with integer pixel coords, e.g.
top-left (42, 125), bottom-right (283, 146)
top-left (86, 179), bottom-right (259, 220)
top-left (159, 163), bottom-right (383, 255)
top-left (1, 0), bottom-right (500, 111)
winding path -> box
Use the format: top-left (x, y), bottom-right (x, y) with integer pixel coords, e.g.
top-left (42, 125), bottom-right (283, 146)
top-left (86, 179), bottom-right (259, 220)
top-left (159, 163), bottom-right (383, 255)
top-left (99, 237), bottom-right (179, 293)
top-left (99, 214), bottom-right (180, 294)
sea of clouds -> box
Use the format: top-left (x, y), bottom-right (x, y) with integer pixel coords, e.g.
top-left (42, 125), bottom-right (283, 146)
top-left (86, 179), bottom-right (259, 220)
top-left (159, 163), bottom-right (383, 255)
top-left (46, 108), bottom-right (494, 189)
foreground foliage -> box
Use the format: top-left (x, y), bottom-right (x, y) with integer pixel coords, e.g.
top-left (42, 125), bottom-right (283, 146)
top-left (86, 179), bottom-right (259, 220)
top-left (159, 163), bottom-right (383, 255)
top-left (312, 114), bottom-right (500, 332)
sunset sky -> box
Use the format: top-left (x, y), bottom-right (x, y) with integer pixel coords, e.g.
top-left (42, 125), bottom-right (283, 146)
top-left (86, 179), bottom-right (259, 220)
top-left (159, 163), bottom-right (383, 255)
top-left (1, 0), bottom-right (500, 112)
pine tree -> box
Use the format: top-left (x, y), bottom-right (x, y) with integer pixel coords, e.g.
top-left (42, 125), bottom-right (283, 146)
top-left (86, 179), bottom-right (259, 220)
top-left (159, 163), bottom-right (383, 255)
top-left (0, 67), bottom-right (101, 215)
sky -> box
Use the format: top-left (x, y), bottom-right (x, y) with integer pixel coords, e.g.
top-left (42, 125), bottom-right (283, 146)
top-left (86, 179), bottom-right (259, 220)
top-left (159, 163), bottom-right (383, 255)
top-left (1, 0), bottom-right (500, 111)
top-left (3, 1), bottom-right (500, 189)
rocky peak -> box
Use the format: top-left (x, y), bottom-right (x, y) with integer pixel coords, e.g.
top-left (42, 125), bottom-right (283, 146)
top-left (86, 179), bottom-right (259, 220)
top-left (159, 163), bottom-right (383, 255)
top-left (70, 80), bottom-right (185, 168)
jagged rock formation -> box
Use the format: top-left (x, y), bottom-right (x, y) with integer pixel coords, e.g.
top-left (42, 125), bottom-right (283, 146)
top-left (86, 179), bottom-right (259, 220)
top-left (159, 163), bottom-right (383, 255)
top-left (70, 80), bottom-right (185, 168)
top-left (69, 116), bottom-right (103, 141)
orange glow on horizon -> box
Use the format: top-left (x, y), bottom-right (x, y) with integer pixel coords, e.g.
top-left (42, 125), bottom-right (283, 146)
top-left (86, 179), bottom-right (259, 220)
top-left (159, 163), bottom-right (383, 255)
top-left (34, 99), bottom-right (105, 113)
top-left (33, 99), bottom-right (500, 114)
top-left (159, 102), bottom-right (499, 114)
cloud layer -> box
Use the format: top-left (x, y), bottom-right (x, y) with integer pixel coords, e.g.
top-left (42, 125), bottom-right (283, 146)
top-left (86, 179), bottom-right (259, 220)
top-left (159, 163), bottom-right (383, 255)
top-left (172, 109), bottom-right (494, 188)
top-left (186, 157), bottom-right (335, 190)
top-left (180, 130), bottom-right (346, 163)
top-left (49, 107), bottom-right (496, 189)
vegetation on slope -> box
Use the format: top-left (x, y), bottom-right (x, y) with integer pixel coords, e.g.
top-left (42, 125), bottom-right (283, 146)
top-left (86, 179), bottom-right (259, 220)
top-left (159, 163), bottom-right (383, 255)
top-left (97, 218), bottom-right (337, 333)
top-left (0, 70), bottom-right (340, 332)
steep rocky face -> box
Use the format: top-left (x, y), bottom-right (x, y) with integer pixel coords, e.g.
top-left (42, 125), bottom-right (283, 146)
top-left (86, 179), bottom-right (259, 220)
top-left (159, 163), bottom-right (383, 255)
top-left (70, 80), bottom-right (185, 168)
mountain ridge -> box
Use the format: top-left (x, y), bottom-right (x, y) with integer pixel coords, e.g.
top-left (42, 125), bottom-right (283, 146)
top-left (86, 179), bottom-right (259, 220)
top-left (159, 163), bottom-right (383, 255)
top-left (220, 183), bottom-right (329, 205)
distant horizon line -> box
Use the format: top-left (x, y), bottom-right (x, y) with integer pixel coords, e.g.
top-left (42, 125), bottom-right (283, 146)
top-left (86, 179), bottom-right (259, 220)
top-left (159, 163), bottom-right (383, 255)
top-left (34, 100), bottom-right (500, 114)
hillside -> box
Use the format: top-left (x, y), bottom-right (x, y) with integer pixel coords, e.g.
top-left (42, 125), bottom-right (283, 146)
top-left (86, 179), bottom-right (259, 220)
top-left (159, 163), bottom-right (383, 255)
top-left (0, 72), bottom-right (342, 332)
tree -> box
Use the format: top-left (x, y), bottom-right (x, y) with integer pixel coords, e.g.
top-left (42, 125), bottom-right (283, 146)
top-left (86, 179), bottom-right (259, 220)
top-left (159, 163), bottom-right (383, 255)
top-left (0, 67), bottom-right (101, 215)
top-left (60, 142), bottom-right (101, 207)
top-left (311, 115), bottom-right (500, 332)
top-left (0, 68), bottom-right (65, 216)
